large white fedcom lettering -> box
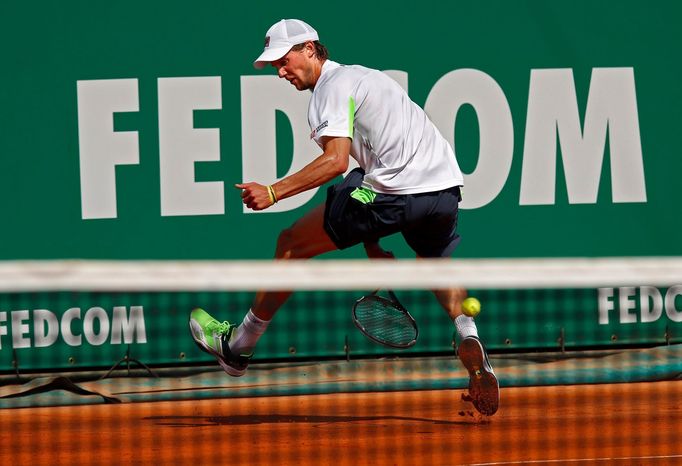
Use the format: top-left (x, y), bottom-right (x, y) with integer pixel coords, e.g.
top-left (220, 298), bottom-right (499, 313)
top-left (425, 69), bottom-right (514, 209)
top-left (77, 77), bottom-right (224, 219)
top-left (521, 68), bottom-right (645, 205)
top-left (77, 79), bottom-right (140, 220)
top-left (158, 77), bottom-right (224, 216)
top-left (76, 68), bottom-right (645, 217)
top-left (0, 306), bottom-right (147, 349)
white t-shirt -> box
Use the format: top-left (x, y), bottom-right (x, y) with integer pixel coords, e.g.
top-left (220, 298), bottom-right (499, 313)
top-left (308, 60), bottom-right (464, 195)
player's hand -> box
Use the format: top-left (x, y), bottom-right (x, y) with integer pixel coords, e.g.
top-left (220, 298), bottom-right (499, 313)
top-left (235, 182), bottom-right (274, 211)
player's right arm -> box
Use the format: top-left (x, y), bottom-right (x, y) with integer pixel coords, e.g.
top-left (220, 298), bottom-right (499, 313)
top-left (236, 136), bottom-right (351, 211)
top-left (272, 136), bottom-right (351, 199)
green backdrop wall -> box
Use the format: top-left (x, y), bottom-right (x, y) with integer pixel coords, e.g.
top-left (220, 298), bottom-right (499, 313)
top-left (1, 0), bottom-right (680, 260)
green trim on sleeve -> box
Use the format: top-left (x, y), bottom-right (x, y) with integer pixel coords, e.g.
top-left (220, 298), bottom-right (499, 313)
top-left (348, 96), bottom-right (355, 138)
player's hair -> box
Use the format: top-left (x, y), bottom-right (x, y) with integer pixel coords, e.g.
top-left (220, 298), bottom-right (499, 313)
top-left (291, 41), bottom-right (329, 61)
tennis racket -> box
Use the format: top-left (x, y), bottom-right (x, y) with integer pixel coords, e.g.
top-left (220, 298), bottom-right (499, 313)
top-left (352, 289), bottom-right (418, 349)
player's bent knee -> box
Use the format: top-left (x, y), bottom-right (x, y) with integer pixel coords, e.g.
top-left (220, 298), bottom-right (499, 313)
top-left (275, 227), bottom-right (303, 259)
top-left (275, 226), bottom-right (332, 260)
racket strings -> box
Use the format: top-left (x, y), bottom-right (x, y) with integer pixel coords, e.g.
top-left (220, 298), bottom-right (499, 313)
top-left (354, 298), bottom-right (416, 346)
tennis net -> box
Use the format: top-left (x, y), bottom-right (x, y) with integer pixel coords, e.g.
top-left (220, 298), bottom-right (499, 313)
top-left (0, 257), bottom-right (680, 373)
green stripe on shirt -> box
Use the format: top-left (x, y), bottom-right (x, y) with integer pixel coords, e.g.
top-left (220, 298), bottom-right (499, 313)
top-left (348, 96), bottom-right (355, 138)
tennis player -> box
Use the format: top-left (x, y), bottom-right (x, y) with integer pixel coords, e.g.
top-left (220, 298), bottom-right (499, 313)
top-left (190, 19), bottom-right (499, 415)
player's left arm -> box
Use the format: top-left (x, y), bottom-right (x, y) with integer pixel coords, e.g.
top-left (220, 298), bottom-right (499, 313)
top-left (236, 136), bottom-right (351, 211)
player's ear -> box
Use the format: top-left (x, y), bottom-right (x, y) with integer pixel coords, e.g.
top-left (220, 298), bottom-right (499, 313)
top-left (305, 41), bottom-right (316, 58)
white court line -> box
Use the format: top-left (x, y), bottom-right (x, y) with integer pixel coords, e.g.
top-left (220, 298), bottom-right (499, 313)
top-left (468, 454), bottom-right (682, 465)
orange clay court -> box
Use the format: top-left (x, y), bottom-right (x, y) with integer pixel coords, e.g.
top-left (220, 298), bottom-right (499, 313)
top-left (1, 380), bottom-right (680, 465)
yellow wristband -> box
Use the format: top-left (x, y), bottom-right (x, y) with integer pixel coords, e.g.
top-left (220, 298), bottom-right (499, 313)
top-left (267, 185), bottom-right (278, 204)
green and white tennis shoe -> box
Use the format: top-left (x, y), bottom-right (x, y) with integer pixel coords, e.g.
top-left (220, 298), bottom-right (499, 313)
top-left (189, 308), bottom-right (252, 377)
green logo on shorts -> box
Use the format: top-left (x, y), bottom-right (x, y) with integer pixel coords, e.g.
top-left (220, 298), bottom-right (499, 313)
top-left (350, 187), bottom-right (377, 204)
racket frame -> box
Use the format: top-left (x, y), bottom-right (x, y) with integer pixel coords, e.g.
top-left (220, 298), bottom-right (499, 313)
top-left (351, 289), bottom-right (419, 349)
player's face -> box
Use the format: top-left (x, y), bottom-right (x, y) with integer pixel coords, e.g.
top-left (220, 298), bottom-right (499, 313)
top-left (271, 45), bottom-right (315, 90)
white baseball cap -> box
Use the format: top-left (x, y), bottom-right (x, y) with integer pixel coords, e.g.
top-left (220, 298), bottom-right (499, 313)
top-left (253, 19), bottom-right (319, 69)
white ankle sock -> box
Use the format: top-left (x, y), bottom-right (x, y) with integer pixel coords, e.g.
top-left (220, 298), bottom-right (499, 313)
top-left (229, 310), bottom-right (270, 354)
top-left (455, 314), bottom-right (479, 340)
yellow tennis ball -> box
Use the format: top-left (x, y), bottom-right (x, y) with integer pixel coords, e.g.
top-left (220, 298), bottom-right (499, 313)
top-left (462, 297), bottom-right (481, 317)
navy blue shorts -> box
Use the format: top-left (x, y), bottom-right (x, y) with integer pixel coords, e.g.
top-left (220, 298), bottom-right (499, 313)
top-left (323, 168), bottom-right (462, 258)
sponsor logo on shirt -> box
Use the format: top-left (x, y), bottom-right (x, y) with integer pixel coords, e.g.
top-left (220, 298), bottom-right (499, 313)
top-left (310, 120), bottom-right (328, 139)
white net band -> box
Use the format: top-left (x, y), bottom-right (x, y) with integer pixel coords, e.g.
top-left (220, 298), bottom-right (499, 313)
top-left (0, 257), bottom-right (680, 292)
